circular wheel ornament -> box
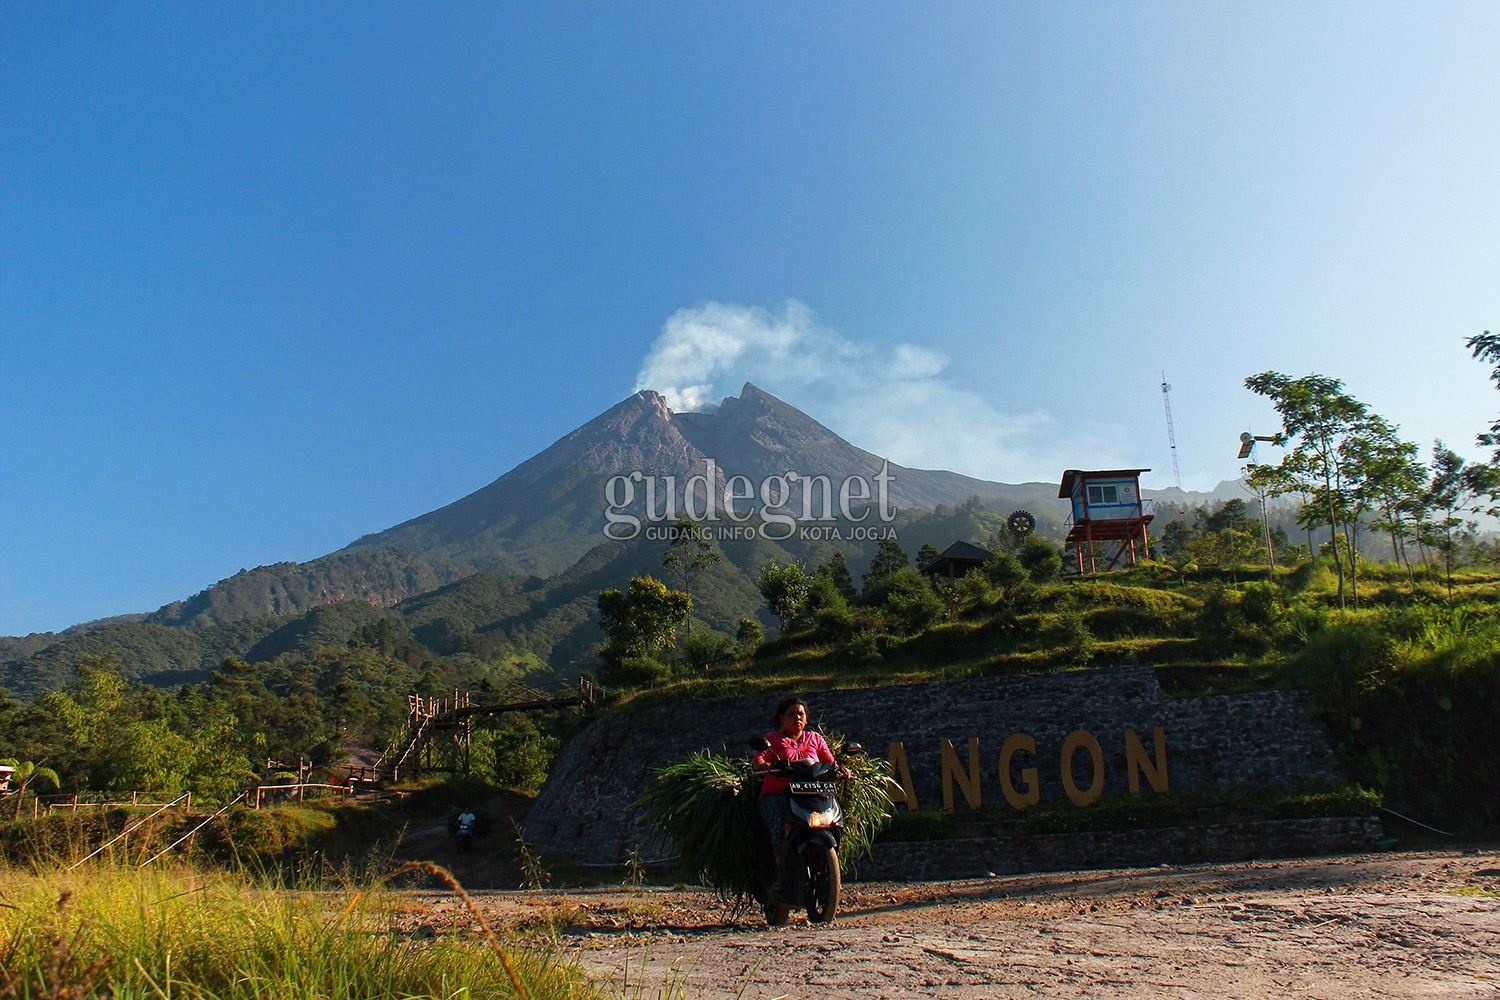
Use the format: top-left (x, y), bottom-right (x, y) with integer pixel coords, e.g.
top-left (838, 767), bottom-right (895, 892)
top-left (1007, 510), bottom-right (1037, 539)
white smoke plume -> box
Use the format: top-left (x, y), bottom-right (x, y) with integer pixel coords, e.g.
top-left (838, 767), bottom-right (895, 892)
top-left (635, 300), bottom-right (1131, 483)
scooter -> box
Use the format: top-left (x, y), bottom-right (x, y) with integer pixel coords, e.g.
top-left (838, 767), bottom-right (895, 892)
top-left (454, 814), bottom-right (475, 854)
top-left (752, 747), bottom-right (848, 926)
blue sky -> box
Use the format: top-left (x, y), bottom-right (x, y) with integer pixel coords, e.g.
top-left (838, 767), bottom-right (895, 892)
top-left (2, 4), bottom-right (1497, 635)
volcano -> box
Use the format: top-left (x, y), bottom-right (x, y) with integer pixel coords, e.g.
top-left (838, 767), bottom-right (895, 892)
top-left (342, 383), bottom-right (1031, 578)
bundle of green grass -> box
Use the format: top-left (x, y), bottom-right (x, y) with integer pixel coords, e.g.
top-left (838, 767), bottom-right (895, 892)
top-left (638, 733), bottom-right (892, 899)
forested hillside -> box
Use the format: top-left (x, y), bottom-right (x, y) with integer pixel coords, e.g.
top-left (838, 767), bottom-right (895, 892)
top-left (0, 495), bottom-right (1052, 698)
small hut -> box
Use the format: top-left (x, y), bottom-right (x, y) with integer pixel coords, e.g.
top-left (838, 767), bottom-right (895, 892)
top-left (1058, 468), bottom-right (1154, 574)
top-left (920, 541), bottom-right (995, 582)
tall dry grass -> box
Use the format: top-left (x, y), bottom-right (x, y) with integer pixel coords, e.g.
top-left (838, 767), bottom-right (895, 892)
top-left (0, 862), bottom-right (599, 1000)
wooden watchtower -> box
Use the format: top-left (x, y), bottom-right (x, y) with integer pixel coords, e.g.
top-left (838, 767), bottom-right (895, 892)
top-left (1059, 469), bottom-right (1154, 575)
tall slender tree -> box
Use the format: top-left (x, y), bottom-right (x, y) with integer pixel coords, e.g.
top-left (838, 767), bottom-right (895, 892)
top-left (1425, 442), bottom-right (1498, 601)
top-left (1245, 373), bottom-right (1375, 609)
top-left (662, 517), bottom-right (721, 638)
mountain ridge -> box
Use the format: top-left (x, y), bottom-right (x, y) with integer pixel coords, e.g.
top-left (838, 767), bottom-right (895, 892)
top-left (3, 383), bottom-right (1248, 697)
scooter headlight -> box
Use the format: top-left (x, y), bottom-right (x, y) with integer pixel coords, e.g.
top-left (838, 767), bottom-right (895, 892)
top-left (806, 810), bottom-right (835, 828)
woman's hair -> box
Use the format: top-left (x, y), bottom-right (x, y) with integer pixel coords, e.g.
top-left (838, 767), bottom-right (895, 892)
top-left (770, 695), bottom-right (807, 729)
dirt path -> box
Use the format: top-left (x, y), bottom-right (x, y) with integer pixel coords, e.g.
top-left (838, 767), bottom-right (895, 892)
top-left (425, 850), bottom-right (1500, 999)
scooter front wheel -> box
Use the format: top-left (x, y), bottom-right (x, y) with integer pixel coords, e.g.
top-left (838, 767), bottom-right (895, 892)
top-left (763, 899), bottom-right (791, 926)
top-left (806, 845), bottom-right (840, 924)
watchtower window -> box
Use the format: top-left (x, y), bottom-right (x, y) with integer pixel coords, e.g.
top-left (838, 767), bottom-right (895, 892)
top-left (1087, 484), bottom-right (1119, 505)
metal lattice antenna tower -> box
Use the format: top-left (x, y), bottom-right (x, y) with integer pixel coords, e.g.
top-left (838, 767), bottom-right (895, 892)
top-left (1161, 373), bottom-right (1182, 490)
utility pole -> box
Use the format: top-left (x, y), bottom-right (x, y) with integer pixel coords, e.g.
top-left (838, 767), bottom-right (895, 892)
top-left (1161, 374), bottom-right (1182, 490)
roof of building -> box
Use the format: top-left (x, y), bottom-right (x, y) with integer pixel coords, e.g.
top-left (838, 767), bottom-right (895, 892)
top-left (1058, 468), bottom-right (1152, 498)
top-left (921, 540), bottom-right (996, 576)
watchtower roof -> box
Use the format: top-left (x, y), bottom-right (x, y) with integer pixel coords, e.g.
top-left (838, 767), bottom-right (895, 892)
top-left (1057, 468), bottom-right (1152, 498)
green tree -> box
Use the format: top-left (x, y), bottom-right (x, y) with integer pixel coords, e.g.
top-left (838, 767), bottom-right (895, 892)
top-left (734, 617), bottom-right (763, 656)
top-left (1158, 519), bottom-right (1193, 559)
top-left (815, 551), bottom-right (856, 601)
top-left (1245, 372), bottom-right (1377, 609)
top-left (0, 758), bottom-right (60, 819)
top-left (915, 543), bottom-right (940, 569)
top-left (1243, 464), bottom-right (1291, 572)
top-left (1203, 498), bottom-right (1251, 533)
top-left (1466, 330), bottom-right (1500, 460)
top-left (1425, 442), bottom-right (1494, 600)
top-left (482, 715), bottom-right (560, 792)
top-left (861, 538), bottom-right (909, 596)
top-left (597, 576), bottom-right (692, 671)
top-left (757, 562), bottom-right (809, 633)
top-left (662, 518), bottom-right (721, 637)
top-left (1347, 420), bottom-right (1425, 589)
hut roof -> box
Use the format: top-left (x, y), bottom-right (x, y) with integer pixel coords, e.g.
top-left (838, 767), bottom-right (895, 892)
top-left (921, 540), bottom-right (996, 578)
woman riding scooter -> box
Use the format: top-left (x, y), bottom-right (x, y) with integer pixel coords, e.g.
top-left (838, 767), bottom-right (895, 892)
top-left (753, 696), bottom-right (848, 921)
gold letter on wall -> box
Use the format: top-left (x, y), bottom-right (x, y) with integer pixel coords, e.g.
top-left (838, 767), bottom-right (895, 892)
top-left (1060, 730), bottom-right (1105, 807)
top-left (1124, 727), bottom-right (1169, 794)
top-left (887, 741), bottom-right (920, 811)
top-left (940, 738), bottom-right (982, 813)
top-left (998, 733), bottom-right (1040, 810)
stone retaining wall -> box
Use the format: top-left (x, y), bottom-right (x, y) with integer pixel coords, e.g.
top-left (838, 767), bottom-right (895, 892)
top-left (854, 816), bottom-right (1383, 881)
top-left (525, 665), bottom-right (1345, 865)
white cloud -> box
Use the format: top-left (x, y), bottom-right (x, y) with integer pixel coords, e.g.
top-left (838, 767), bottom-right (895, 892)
top-left (635, 300), bottom-right (1132, 482)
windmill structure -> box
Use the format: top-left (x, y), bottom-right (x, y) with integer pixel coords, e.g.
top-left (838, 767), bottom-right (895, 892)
top-left (1236, 431), bottom-right (1277, 466)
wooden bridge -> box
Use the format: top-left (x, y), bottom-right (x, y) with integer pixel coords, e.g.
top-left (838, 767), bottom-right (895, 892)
top-left (381, 678), bottom-right (596, 782)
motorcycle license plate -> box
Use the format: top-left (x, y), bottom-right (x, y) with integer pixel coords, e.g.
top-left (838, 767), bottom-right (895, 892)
top-left (789, 781), bottom-right (837, 794)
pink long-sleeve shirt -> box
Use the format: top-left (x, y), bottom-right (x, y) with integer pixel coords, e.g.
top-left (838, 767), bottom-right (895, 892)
top-left (755, 729), bottom-right (836, 797)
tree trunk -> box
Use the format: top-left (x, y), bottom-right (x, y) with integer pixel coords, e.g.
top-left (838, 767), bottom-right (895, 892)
top-left (1347, 519), bottom-right (1360, 609)
top-left (1323, 456), bottom-right (1346, 609)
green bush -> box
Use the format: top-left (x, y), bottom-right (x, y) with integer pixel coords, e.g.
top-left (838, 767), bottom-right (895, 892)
top-left (602, 655), bottom-right (672, 688)
top-left (482, 715), bottom-right (560, 792)
top-left (1018, 536), bottom-right (1063, 582)
top-left (983, 550), bottom-right (1028, 589)
top-left (682, 631), bottom-right (735, 671)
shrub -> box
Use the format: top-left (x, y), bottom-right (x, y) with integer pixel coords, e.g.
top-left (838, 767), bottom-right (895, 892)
top-left (484, 715), bottom-right (561, 792)
top-left (683, 631), bottom-right (735, 671)
top-left (879, 568), bottom-right (946, 635)
top-left (734, 618), bottom-right (763, 656)
top-left (603, 656), bottom-right (672, 688)
top-left (983, 550), bottom-right (1028, 589)
top-left (845, 633), bottom-right (883, 664)
top-left (798, 574), bottom-right (854, 640)
top-left (1018, 536), bottom-right (1062, 582)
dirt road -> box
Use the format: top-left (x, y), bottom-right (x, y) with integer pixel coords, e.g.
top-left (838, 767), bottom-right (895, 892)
top-left (445, 850), bottom-right (1500, 999)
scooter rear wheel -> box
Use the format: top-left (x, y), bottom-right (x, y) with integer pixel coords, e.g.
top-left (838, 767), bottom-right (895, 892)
top-left (806, 845), bottom-right (840, 924)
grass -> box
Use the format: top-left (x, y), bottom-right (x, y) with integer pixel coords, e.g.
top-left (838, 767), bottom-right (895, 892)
top-left (0, 862), bottom-right (601, 999)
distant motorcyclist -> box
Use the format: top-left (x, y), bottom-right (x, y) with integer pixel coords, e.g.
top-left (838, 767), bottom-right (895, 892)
top-left (455, 807), bottom-right (477, 853)
top-left (753, 696), bottom-right (841, 884)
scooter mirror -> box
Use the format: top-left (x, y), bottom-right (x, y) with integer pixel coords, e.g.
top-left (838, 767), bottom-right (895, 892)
top-left (845, 743), bottom-right (865, 756)
top-left (749, 736), bottom-right (771, 751)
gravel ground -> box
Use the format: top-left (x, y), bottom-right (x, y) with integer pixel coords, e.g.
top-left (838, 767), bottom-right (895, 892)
top-left (411, 849), bottom-right (1500, 999)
